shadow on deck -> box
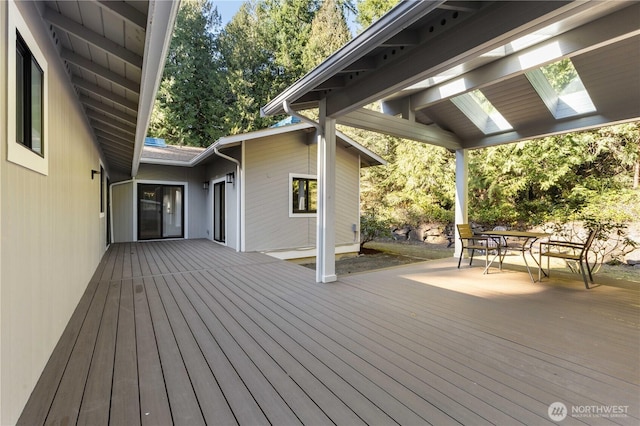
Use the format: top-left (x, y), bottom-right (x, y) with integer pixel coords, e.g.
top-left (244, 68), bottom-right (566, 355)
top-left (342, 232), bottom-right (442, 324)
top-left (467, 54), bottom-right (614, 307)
top-left (18, 239), bottom-right (639, 425)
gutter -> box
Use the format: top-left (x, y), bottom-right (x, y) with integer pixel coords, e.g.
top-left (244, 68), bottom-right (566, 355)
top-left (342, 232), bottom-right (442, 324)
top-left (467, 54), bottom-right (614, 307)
top-left (261, 1), bottom-right (445, 117)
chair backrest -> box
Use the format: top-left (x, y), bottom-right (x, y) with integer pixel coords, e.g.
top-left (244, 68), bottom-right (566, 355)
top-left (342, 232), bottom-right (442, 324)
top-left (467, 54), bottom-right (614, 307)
top-left (581, 227), bottom-right (600, 256)
top-left (457, 224), bottom-right (474, 239)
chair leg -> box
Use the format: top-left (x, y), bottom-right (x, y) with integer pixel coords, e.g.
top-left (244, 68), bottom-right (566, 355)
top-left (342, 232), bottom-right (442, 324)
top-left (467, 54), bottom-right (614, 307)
top-left (585, 258), bottom-right (594, 283)
top-left (458, 249), bottom-right (463, 269)
top-left (579, 260), bottom-right (590, 289)
top-left (469, 249), bottom-right (475, 266)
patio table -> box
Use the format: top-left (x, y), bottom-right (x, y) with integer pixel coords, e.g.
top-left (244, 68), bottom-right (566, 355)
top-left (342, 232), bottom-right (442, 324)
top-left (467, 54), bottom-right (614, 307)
top-left (481, 230), bottom-right (551, 282)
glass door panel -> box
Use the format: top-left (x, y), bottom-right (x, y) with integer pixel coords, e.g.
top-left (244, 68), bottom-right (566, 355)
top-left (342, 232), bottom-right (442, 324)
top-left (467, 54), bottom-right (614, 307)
top-left (138, 184), bottom-right (184, 240)
top-left (213, 181), bottom-right (225, 243)
top-left (138, 184), bottom-right (162, 240)
top-left (163, 186), bottom-right (183, 238)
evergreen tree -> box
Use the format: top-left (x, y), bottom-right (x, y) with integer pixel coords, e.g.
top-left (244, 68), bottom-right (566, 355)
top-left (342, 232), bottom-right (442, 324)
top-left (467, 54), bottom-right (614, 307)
top-left (149, 0), bottom-right (228, 147)
top-left (304, 0), bottom-right (352, 69)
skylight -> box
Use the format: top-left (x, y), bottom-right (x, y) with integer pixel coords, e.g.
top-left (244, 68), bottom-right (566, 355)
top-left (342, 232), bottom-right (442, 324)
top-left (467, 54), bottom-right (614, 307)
top-left (451, 89), bottom-right (513, 134)
top-left (526, 58), bottom-right (596, 119)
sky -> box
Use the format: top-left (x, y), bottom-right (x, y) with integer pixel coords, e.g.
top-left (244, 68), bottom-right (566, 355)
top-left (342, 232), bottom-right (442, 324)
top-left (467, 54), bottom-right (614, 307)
top-left (212, 0), bottom-right (359, 35)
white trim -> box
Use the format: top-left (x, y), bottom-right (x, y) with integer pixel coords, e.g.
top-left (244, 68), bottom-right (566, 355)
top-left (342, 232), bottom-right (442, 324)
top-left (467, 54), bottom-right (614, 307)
top-left (139, 123), bottom-right (384, 168)
top-left (210, 177), bottom-right (227, 246)
top-left (289, 173), bottom-right (318, 218)
top-left (240, 141), bottom-right (246, 252)
top-left (133, 179), bottom-right (189, 241)
top-left (98, 160), bottom-right (106, 219)
top-left (7, 0), bottom-right (49, 175)
top-left (131, 0), bottom-right (180, 177)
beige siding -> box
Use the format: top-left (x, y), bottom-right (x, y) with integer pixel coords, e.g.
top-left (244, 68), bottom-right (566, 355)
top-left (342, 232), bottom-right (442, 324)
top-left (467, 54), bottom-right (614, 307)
top-left (335, 146), bottom-right (361, 245)
top-left (0, 2), bottom-right (107, 423)
top-left (244, 132), bottom-right (316, 252)
top-left (244, 132), bottom-right (361, 253)
top-left (112, 181), bottom-right (134, 242)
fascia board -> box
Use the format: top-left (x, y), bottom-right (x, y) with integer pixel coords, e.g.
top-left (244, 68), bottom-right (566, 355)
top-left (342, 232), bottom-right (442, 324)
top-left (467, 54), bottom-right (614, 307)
top-left (131, 0), bottom-right (181, 177)
top-left (260, 1), bottom-right (445, 117)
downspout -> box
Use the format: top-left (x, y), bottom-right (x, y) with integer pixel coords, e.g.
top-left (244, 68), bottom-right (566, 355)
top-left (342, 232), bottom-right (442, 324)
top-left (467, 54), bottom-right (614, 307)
top-left (213, 146), bottom-right (242, 252)
top-left (283, 101), bottom-right (322, 134)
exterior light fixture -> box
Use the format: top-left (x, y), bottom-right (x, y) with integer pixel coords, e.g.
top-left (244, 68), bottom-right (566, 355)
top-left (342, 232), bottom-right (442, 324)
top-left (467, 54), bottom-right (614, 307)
top-left (202, 181), bottom-right (209, 190)
top-left (226, 172), bottom-right (235, 184)
top-left (91, 169), bottom-right (101, 179)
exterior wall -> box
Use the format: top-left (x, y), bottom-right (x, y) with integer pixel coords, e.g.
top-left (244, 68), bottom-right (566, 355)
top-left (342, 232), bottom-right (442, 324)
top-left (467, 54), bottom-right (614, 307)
top-left (109, 164), bottom-right (208, 242)
top-left (243, 131), bottom-right (361, 253)
top-left (0, 2), bottom-right (107, 423)
top-left (112, 181), bottom-right (134, 243)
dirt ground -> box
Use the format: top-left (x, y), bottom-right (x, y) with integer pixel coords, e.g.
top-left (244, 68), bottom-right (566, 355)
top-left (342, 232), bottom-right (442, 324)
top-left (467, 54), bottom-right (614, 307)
top-left (300, 239), bottom-right (454, 275)
top-left (299, 239), bottom-right (640, 283)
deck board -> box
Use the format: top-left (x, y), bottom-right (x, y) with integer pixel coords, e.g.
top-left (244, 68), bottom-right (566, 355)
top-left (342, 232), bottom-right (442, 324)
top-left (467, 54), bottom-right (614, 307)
top-left (18, 239), bottom-right (640, 425)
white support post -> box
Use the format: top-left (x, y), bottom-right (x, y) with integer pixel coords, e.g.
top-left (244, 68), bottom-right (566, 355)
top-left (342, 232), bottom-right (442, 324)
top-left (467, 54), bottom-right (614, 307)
top-left (454, 149), bottom-right (469, 258)
top-left (316, 100), bottom-right (337, 283)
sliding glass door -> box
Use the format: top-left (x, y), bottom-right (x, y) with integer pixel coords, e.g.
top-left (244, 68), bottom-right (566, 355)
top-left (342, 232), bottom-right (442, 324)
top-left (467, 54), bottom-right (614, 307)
top-left (138, 184), bottom-right (184, 240)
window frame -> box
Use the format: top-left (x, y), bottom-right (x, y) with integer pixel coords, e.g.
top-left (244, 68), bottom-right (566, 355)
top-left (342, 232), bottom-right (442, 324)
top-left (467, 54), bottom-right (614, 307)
top-left (7, 0), bottom-right (49, 175)
top-left (289, 173), bottom-right (318, 217)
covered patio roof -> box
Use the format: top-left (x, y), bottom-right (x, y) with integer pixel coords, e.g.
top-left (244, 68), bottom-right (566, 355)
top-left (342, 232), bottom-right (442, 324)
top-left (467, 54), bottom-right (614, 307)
top-left (37, 0), bottom-right (179, 180)
top-left (262, 1), bottom-right (640, 150)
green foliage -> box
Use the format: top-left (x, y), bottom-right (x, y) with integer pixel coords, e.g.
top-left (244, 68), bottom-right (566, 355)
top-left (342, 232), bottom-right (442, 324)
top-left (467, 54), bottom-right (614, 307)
top-left (149, 0), bottom-right (228, 147)
top-left (355, 0), bottom-right (399, 30)
top-left (360, 209), bottom-right (391, 249)
top-left (303, 0), bottom-right (351, 69)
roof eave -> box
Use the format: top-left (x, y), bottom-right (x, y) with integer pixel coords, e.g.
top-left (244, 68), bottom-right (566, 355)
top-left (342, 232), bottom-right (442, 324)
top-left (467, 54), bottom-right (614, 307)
top-left (131, 0), bottom-right (181, 177)
top-left (260, 0), bottom-right (445, 117)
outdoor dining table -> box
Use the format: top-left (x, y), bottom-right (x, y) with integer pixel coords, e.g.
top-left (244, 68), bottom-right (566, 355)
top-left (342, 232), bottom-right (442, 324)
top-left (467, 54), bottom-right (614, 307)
top-left (480, 230), bottom-right (551, 282)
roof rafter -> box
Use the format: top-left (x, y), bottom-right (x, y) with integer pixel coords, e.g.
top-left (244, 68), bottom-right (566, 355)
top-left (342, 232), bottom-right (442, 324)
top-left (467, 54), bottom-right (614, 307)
top-left (72, 76), bottom-right (139, 112)
top-left (62, 49), bottom-right (140, 94)
top-left (323, 1), bottom-right (588, 118)
top-left (337, 108), bottom-right (461, 150)
top-left (398, 4), bottom-right (640, 112)
top-left (80, 95), bottom-right (137, 126)
top-left (86, 110), bottom-right (137, 135)
top-left (44, 7), bottom-right (143, 68)
top-left (95, 0), bottom-right (147, 30)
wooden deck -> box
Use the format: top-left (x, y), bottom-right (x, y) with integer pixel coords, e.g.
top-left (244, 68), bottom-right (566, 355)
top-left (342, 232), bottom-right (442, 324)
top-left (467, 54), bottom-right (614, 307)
top-left (18, 239), bottom-right (639, 425)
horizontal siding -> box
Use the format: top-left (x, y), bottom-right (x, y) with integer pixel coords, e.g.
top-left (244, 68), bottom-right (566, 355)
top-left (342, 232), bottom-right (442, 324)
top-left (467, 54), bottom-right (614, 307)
top-left (244, 132), bottom-right (315, 252)
top-left (335, 146), bottom-right (360, 246)
top-left (244, 131), bottom-right (361, 254)
top-left (136, 164), bottom-right (208, 240)
top-left (112, 182), bottom-right (133, 243)
top-left (0, 2), bottom-right (106, 423)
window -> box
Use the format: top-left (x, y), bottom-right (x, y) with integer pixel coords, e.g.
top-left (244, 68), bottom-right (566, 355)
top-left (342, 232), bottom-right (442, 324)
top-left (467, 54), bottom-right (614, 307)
top-left (8, 1), bottom-right (48, 175)
top-left (291, 175), bottom-right (317, 215)
top-left (16, 32), bottom-right (44, 156)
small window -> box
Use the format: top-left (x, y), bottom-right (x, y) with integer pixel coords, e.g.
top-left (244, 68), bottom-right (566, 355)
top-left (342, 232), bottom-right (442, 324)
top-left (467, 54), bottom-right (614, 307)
top-left (16, 32), bottom-right (44, 156)
top-left (8, 0), bottom-right (48, 175)
top-left (291, 176), bottom-right (317, 215)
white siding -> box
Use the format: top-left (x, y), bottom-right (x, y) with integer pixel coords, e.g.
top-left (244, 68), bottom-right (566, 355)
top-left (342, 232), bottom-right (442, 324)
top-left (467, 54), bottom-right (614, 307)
top-left (0, 2), bottom-right (107, 422)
